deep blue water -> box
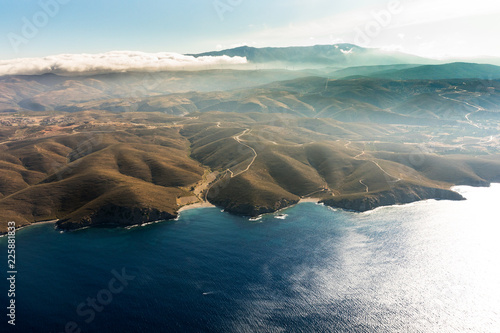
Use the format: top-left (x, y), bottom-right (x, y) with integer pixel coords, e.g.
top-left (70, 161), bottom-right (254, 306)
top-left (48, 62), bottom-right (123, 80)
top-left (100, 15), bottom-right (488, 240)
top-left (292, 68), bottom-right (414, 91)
top-left (1, 185), bottom-right (500, 332)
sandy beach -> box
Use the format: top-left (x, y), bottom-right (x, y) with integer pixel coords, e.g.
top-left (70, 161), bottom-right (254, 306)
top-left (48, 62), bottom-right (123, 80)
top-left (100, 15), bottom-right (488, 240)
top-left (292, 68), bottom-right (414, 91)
top-left (177, 202), bottom-right (216, 213)
top-left (298, 198), bottom-right (321, 204)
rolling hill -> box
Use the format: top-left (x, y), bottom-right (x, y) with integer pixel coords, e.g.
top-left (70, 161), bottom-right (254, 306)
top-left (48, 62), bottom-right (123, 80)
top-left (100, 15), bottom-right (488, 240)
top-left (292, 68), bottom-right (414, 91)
top-left (0, 69), bottom-right (310, 113)
top-left (36, 75), bottom-right (499, 130)
top-left (1, 55), bottom-right (500, 233)
top-left (363, 62), bottom-right (500, 80)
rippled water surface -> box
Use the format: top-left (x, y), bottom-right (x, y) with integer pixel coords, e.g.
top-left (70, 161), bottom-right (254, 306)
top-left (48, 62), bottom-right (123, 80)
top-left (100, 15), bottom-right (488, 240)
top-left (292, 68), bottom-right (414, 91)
top-left (2, 185), bottom-right (499, 332)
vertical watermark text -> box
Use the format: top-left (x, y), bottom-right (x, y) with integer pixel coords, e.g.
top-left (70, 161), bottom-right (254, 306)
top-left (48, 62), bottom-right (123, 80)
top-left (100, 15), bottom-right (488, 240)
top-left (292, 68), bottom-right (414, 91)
top-left (6, 221), bottom-right (16, 326)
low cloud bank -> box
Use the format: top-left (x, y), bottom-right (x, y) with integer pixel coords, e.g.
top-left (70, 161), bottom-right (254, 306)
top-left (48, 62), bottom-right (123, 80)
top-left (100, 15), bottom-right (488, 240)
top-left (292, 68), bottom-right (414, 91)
top-left (0, 51), bottom-right (248, 76)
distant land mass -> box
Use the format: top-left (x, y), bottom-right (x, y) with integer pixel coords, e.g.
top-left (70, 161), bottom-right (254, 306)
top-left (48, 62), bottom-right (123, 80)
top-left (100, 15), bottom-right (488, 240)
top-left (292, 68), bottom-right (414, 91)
top-left (190, 44), bottom-right (436, 68)
top-left (329, 62), bottom-right (500, 80)
top-left (1, 45), bottom-right (499, 233)
top-left (355, 62), bottom-right (500, 80)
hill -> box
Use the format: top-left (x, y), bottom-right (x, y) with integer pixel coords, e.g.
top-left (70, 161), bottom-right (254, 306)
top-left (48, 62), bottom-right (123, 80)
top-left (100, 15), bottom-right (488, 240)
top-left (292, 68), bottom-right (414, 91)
top-left (3, 66), bottom-right (500, 131)
top-left (190, 44), bottom-right (435, 68)
top-left (1, 60), bottom-right (500, 233)
top-left (0, 121), bottom-right (205, 230)
top-left (330, 64), bottom-right (420, 79)
top-left (46, 76), bottom-right (500, 130)
top-left (1, 109), bottom-right (499, 233)
top-left (0, 69), bottom-right (310, 113)
top-left (364, 62), bottom-right (500, 80)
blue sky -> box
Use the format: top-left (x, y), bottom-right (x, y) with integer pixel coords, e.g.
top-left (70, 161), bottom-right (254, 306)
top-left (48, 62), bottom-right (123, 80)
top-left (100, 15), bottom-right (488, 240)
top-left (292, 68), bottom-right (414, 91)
top-left (1, 0), bottom-right (499, 60)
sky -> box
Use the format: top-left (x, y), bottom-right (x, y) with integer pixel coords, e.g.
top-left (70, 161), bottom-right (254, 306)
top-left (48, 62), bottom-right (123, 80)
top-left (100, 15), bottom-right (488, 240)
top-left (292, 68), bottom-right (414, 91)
top-left (0, 0), bottom-right (499, 61)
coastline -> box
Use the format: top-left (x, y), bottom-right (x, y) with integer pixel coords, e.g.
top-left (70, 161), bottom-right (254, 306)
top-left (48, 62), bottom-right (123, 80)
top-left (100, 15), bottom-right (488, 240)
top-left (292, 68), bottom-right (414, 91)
top-left (177, 201), bottom-right (216, 213)
top-left (2, 184), bottom-right (498, 235)
top-left (1, 202), bottom-right (217, 235)
top-left (320, 185), bottom-right (466, 213)
top-left (248, 197), bottom-right (323, 221)
top-left (0, 219), bottom-right (58, 237)
top-left (298, 198), bottom-right (321, 204)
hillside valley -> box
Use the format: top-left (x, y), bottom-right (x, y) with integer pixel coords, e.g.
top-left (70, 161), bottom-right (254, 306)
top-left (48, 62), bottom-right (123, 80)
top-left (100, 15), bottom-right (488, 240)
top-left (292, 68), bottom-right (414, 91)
top-left (1, 58), bottom-right (500, 233)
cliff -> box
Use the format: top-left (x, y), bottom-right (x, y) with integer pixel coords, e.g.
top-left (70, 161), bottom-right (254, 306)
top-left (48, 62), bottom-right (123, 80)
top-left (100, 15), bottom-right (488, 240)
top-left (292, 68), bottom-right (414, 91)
top-left (321, 186), bottom-right (465, 212)
top-left (56, 204), bottom-right (177, 230)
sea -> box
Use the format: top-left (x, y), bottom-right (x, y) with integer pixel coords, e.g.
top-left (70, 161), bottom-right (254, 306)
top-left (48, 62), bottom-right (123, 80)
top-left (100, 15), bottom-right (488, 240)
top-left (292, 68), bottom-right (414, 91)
top-left (1, 184), bottom-right (499, 332)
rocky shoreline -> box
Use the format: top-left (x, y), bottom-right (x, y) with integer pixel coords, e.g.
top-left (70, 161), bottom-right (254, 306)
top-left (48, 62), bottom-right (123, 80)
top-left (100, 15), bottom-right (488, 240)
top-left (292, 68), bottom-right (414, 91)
top-left (209, 197), bottom-right (300, 218)
top-left (320, 186), bottom-right (465, 212)
top-left (0, 185), bottom-right (474, 234)
top-left (56, 205), bottom-right (177, 231)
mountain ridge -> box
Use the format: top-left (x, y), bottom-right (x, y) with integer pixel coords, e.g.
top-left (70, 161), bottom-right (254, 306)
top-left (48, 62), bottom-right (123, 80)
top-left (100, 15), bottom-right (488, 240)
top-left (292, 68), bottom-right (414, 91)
top-left (189, 44), bottom-right (437, 67)
top-left (1, 50), bottom-right (500, 233)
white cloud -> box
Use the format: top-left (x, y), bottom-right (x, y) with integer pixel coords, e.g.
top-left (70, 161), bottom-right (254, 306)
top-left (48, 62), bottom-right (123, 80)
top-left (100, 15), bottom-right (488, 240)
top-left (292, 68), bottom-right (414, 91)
top-left (0, 51), bottom-right (248, 76)
top-left (393, 0), bottom-right (500, 29)
top-left (225, 0), bottom-right (500, 58)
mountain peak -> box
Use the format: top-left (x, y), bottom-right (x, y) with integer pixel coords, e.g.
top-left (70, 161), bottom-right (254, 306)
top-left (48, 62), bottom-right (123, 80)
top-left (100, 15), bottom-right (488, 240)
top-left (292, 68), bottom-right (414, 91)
top-left (189, 44), bottom-right (434, 67)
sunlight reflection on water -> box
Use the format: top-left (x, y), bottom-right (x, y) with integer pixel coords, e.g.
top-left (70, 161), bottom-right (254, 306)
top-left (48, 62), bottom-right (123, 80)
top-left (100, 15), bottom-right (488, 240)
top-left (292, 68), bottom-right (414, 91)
top-left (3, 185), bottom-right (499, 332)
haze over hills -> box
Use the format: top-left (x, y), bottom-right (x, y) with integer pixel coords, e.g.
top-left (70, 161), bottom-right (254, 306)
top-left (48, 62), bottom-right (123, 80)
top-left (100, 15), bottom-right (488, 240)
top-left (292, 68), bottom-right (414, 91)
top-left (0, 70), bottom-right (311, 113)
top-left (2, 62), bottom-right (500, 126)
top-left (357, 62), bottom-right (500, 80)
top-left (329, 62), bottom-right (500, 80)
top-left (1, 108), bottom-right (499, 233)
top-left (329, 64), bottom-right (421, 79)
top-left (1, 44), bottom-right (499, 233)
top-left (5, 73), bottom-right (499, 130)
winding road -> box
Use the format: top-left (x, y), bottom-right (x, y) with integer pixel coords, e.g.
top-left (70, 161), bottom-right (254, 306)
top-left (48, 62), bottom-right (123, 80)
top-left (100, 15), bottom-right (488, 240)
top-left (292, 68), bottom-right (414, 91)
top-left (230, 129), bottom-right (258, 178)
top-left (204, 128), bottom-right (258, 200)
top-left (350, 142), bottom-right (402, 192)
top-left (359, 179), bottom-right (369, 193)
top-left (439, 91), bottom-right (483, 129)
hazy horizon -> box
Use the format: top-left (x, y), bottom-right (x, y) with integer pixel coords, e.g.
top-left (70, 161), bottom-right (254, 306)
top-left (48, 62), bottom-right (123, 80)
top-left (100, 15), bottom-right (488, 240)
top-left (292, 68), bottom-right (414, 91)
top-left (1, 0), bottom-right (499, 61)
top-left (1, 42), bottom-right (500, 77)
